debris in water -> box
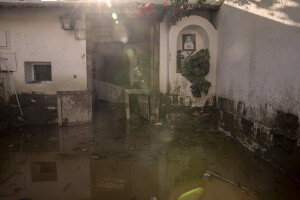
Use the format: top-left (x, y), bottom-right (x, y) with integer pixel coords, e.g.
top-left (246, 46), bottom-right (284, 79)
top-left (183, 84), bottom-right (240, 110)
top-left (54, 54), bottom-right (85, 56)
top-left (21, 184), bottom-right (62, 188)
top-left (8, 144), bottom-right (15, 148)
top-left (154, 122), bottom-right (162, 126)
top-left (203, 172), bottom-right (211, 180)
top-left (63, 182), bottom-right (71, 191)
top-left (178, 187), bottom-right (204, 200)
top-left (129, 147), bottom-right (135, 151)
top-left (81, 148), bottom-right (88, 152)
top-left (89, 155), bottom-right (99, 159)
top-left (206, 170), bottom-right (255, 194)
top-left (13, 186), bottom-right (22, 193)
top-left (47, 106), bottom-right (56, 110)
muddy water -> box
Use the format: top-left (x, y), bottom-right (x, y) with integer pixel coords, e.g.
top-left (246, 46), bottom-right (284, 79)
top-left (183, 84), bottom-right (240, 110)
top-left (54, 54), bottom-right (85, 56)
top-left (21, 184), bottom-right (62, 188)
top-left (0, 103), bottom-right (300, 200)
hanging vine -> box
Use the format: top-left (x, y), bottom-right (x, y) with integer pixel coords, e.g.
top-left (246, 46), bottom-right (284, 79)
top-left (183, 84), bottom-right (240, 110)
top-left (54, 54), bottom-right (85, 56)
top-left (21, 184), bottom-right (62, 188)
top-left (138, 0), bottom-right (207, 24)
top-left (181, 49), bottom-right (211, 98)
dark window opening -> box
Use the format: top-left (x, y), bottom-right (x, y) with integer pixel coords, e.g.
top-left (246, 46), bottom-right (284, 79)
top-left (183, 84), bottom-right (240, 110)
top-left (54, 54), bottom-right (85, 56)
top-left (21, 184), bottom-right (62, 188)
top-left (34, 65), bottom-right (52, 82)
top-left (25, 62), bottom-right (52, 83)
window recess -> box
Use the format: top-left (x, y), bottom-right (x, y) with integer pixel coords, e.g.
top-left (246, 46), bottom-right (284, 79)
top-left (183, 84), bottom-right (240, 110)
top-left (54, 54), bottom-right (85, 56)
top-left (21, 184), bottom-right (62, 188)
top-left (25, 62), bottom-right (52, 83)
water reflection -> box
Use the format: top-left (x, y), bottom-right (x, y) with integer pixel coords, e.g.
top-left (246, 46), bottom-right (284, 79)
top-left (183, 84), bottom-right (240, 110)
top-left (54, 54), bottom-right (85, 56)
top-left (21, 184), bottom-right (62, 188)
top-left (0, 103), bottom-right (299, 200)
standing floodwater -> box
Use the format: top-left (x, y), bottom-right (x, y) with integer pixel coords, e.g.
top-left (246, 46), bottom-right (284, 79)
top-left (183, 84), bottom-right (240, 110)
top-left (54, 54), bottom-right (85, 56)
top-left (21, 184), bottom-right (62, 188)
top-left (0, 103), bottom-right (299, 200)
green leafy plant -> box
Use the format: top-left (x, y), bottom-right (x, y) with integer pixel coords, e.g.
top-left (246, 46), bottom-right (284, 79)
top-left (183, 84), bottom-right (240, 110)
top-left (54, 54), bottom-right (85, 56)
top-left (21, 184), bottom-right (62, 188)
top-left (181, 49), bottom-right (211, 98)
top-left (138, 0), bottom-right (207, 24)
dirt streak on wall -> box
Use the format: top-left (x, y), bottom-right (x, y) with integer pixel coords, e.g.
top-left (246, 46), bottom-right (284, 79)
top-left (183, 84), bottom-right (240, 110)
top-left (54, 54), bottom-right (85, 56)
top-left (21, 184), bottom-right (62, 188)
top-left (215, 1), bottom-right (300, 180)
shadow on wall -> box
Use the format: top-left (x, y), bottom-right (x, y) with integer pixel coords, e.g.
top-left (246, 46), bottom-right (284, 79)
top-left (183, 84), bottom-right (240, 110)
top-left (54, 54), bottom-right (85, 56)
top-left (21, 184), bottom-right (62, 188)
top-left (232, 0), bottom-right (277, 8)
top-left (228, 0), bottom-right (300, 25)
top-left (217, 1), bottom-right (300, 116)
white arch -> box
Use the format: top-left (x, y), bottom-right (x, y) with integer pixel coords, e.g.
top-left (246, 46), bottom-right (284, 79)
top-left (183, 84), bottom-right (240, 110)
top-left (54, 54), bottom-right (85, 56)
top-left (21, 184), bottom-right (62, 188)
top-left (167, 15), bottom-right (217, 106)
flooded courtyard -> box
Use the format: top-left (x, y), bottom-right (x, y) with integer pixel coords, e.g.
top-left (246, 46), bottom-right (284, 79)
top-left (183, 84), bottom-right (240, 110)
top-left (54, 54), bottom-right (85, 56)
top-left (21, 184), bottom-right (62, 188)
top-left (0, 103), bottom-right (299, 200)
top-left (0, 0), bottom-right (300, 199)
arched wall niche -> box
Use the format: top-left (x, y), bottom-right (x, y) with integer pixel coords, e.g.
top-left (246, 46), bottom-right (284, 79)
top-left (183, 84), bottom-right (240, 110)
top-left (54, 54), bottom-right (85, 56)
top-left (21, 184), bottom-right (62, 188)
top-left (167, 15), bottom-right (217, 107)
top-left (177, 25), bottom-right (209, 63)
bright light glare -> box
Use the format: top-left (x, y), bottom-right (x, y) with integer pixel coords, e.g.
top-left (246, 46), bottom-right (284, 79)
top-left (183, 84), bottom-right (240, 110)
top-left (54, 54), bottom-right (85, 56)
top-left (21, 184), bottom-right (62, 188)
top-left (105, 0), bottom-right (112, 8)
top-left (97, 0), bottom-right (112, 8)
top-left (225, 1), bottom-right (300, 27)
top-left (121, 35), bottom-right (128, 44)
top-left (112, 13), bottom-right (118, 20)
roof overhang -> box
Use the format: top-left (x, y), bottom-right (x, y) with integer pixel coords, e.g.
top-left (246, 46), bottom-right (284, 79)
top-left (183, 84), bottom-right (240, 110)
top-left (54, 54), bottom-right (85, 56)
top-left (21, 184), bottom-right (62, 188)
top-left (0, 0), bottom-right (221, 10)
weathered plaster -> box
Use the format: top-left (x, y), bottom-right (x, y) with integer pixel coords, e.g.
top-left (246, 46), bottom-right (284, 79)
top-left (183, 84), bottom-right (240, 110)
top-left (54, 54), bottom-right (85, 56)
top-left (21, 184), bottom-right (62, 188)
top-left (57, 91), bottom-right (92, 126)
top-left (216, 2), bottom-right (300, 129)
top-left (94, 80), bottom-right (125, 103)
top-left (0, 8), bottom-right (87, 94)
top-left (159, 16), bottom-right (169, 94)
top-left (0, 73), bottom-right (11, 103)
top-left (215, 1), bottom-right (300, 179)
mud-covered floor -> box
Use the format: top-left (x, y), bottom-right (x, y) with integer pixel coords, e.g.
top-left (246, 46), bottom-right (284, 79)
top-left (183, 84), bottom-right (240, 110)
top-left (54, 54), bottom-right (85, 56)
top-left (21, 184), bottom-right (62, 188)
top-left (0, 102), bottom-right (300, 200)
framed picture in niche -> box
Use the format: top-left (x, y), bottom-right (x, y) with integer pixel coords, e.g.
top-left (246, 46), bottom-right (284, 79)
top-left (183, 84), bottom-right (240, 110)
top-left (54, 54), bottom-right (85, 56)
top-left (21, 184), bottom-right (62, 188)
top-left (182, 34), bottom-right (196, 51)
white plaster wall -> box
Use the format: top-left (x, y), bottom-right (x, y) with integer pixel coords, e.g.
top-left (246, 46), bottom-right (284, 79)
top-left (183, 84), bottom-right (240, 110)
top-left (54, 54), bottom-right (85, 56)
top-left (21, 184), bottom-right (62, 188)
top-left (159, 17), bottom-right (169, 94)
top-left (160, 15), bottom-right (217, 107)
top-left (216, 1), bottom-right (300, 122)
top-left (0, 8), bottom-right (87, 94)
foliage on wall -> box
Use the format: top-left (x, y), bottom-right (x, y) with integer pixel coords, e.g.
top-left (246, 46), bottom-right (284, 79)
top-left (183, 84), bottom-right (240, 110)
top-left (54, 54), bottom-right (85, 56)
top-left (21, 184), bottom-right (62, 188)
top-left (138, 0), bottom-right (207, 24)
top-left (181, 49), bottom-right (211, 97)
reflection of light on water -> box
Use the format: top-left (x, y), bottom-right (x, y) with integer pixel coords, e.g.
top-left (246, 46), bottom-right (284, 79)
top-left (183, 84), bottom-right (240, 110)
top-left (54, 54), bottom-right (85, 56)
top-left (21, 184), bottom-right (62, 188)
top-left (225, 1), bottom-right (300, 27)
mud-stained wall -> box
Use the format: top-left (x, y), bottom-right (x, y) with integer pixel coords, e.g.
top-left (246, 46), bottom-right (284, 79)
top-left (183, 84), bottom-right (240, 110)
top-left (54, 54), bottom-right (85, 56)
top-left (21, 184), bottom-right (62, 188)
top-left (0, 73), bottom-right (11, 104)
top-left (57, 91), bottom-right (92, 126)
top-left (0, 8), bottom-right (89, 127)
top-left (94, 80), bottom-right (125, 103)
top-left (216, 1), bottom-right (300, 179)
top-left (0, 8), bottom-right (87, 94)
